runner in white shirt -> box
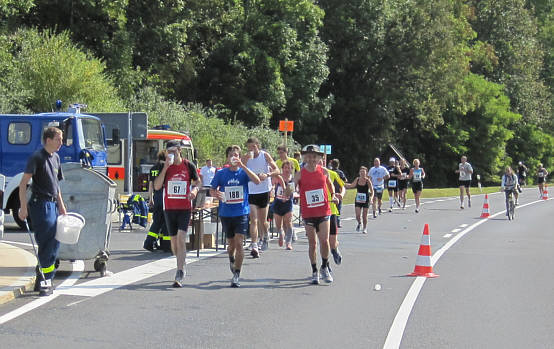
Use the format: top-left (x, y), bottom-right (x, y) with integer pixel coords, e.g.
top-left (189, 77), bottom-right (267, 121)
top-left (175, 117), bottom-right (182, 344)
top-left (455, 155), bottom-right (473, 209)
top-left (199, 159), bottom-right (216, 188)
top-left (368, 158), bottom-right (390, 218)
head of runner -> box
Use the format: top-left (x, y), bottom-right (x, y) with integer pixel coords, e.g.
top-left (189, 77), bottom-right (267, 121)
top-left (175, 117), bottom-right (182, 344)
top-left (301, 144), bottom-right (324, 170)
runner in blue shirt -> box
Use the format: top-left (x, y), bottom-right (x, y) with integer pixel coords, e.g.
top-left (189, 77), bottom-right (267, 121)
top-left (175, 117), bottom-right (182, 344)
top-left (210, 145), bottom-right (260, 288)
top-left (368, 158), bottom-right (390, 218)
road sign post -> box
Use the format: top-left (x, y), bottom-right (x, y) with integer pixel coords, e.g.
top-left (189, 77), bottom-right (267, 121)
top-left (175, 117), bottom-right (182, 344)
top-left (279, 119), bottom-right (294, 147)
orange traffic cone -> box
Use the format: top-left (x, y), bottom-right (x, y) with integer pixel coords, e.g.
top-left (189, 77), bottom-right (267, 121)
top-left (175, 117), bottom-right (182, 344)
top-left (542, 184), bottom-right (549, 200)
top-left (480, 194), bottom-right (490, 218)
top-left (407, 224), bottom-right (439, 278)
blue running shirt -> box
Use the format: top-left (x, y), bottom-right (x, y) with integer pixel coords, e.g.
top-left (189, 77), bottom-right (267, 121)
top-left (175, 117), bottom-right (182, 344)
top-left (211, 167), bottom-right (251, 217)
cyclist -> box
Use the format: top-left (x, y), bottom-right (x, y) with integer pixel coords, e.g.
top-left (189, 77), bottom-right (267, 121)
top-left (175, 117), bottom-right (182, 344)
top-left (501, 166), bottom-right (518, 218)
top-left (537, 163), bottom-right (549, 199)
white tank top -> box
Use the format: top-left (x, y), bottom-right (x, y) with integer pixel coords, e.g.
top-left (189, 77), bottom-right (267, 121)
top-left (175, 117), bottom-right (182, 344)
top-left (247, 150), bottom-right (272, 194)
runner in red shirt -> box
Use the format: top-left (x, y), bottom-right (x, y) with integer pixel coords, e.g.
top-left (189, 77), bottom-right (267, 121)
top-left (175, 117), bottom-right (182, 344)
top-left (154, 140), bottom-right (201, 287)
top-left (294, 145), bottom-right (338, 284)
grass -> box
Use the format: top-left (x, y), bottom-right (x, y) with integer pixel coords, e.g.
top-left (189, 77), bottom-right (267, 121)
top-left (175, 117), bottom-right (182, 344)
top-left (342, 186), bottom-right (501, 205)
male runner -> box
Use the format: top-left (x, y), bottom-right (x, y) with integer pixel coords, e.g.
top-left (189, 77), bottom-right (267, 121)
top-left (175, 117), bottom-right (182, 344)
top-left (154, 140), bottom-right (201, 287)
top-left (369, 158), bottom-right (390, 218)
top-left (456, 155), bottom-right (473, 209)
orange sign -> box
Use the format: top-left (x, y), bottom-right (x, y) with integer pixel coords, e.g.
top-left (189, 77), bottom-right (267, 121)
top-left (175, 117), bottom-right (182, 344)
top-left (279, 120), bottom-right (294, 132)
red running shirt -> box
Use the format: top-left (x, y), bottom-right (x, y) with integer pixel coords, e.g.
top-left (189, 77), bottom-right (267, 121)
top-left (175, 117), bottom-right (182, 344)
top-left (299, 165), bottom-right (331, 218)
top-left (163, 160), bottom-right (196, 210)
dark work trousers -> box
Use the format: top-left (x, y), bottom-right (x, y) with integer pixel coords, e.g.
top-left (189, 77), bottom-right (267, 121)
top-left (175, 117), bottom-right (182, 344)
top-left (147, 191), bottom-right (168, 241)
top-left (28, 198), bottom-right (59, 280)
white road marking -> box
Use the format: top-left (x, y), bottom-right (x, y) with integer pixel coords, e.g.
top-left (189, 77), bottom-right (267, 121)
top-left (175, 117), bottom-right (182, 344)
top-left (57, 249), bottom-right (222, 298)
top-left (0, 260), bottom-right (84, 325)
top-left (383, 199), bottom-right (545, 349)
top-left (451, 228), bottom-right (462, 233)
top-left (2, 240), bottom-right (33, 247)
top-left (340, 217), bottom-right (355, 221)
top-left (443, 234), bottom-right (452, 238)
top-left (460, 224), bottom-right (469, 228)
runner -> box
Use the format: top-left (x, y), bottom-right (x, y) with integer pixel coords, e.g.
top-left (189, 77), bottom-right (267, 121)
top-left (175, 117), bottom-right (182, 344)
top-left (409, 159), bottom-right (426, 213)
top-left (294, 145), bottom-right (335, 284)
top-left (244, 137), bottom-right (280, 256)
top-left (386, 157), bottom-right (401, 212)
top-left (501, 166), bottom-right (518, 218)
top-left (325, 161), bottom-right (346, 265)
top-left (397, 159), bottom-right (410, 209)
top-left (345, 166), bottom-right (373, 234)
top-left (517, 161), bottom-right (528, 193)
top-left (537, 163), bottom-right (549, 199)
top-left (328, 159), bottom-right (347, 228)
top-left (154, 140), bottom-right (201, 287)
top-left (275, 145), bottom-right (301, 174)
top-left (368, 158), bottom-right (390, 218)
top-left (271, 160), bottom-right (295, 250)
top-left (210, 145), bottom-right (261, 287)
top-left (455, 155), bottom-right (473, 209)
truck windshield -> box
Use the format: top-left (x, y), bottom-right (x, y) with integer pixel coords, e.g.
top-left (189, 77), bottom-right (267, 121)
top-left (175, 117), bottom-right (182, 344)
top-left (79, 118), bottom-right (104, 151)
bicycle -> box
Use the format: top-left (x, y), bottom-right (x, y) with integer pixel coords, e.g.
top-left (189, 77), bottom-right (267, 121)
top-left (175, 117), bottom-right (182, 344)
top-left (504, 187), bottom-right (516, 220)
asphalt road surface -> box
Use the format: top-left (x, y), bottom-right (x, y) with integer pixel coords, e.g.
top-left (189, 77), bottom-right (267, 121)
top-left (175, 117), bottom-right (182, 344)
top-left (1, 189), bottom-right (552, 349)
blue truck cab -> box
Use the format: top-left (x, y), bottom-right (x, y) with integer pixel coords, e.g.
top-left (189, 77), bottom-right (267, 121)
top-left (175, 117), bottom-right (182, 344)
top-left (1, 106), bottom-right (108, 228)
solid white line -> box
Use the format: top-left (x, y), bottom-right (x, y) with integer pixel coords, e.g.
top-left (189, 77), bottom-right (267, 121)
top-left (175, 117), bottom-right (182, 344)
top-left (57, 249), bottom-right (222, 298)
top-left (383, 199), bottom-right (545, 349)
top-left (1, 240), bottom-right (33, 247)
top-left (0, 260), bottom-right (84, 325)
top-left (443, 234), bottom-right (453, 238)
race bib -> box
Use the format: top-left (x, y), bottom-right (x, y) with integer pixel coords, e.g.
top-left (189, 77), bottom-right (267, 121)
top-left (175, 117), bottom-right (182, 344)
top-left (401, 173), bottom-right (407, 180)
top-left (355, 193), bottom-right (367, 203)
top-left (276, 186), bottom-right (288, 201)
top-left (305, 189), bottom-right (325, 208)
top-left (388, 180), bottom-right (397, 188)
top-left (538, 172), bottom-right (545, 178)
top-left (375, 185), bottom-right (384, 193)
top-left (224, 186), bottom-right (244, 204)
top-left (168, 180), bottom-right (188, 199)
top-left (413, 172), bottom-right (422, 182)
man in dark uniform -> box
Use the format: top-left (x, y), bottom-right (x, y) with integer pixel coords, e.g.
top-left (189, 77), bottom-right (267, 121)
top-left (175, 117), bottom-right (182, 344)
top-left (143, 150), bottom-right (170, 252)
top-left (18, 127), bottom-right (67, 296)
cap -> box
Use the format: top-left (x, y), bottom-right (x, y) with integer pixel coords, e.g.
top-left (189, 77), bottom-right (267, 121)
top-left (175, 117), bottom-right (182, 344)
top-left (301, 144), bottom-right (324, 156)
top-left (166, 140), bottom-right (183, 150)
top-left (389, 157), bottom-right (396, 162)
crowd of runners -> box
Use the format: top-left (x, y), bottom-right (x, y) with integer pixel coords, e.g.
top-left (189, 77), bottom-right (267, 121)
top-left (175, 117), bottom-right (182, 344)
top-left (143, 138), bottom-right (549, 288)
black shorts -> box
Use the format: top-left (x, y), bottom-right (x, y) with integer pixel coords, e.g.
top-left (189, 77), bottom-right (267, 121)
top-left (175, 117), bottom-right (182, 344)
top-left (374, 190), bottom-right (384, 199)
top-left (458, 180), bottom-right (471, 188)
top-left (221, 215), bottom-right (249, 239)
top-left (164, 210), bottom-right (191, 236)
top-left (248, 192), bottom-right (270, 208)
top-left (398, 180), bottom-right (408, 190)
top-left (412, 182), bottom-right (423, 193)
top-left (330, 215), bottom-right (338, 236)
top-left (303, 216), bottom-right (330, 233)
top-left (355, 202), bottom-right (370, 208)
top-left (538, 177), bottom-right (545, 184)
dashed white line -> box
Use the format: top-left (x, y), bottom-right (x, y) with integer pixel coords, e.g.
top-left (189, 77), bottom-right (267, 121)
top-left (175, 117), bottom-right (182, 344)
top-left (459, 224), bottom-right (469, 228)
top-left (451, 228), bottom-right (462, 233)
top-left (443, 234), bottom-right (453, 238)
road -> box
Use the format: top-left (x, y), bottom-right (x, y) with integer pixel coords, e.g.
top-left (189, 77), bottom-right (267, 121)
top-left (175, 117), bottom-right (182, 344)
top-left (0, 189), bottom-right (552, 349)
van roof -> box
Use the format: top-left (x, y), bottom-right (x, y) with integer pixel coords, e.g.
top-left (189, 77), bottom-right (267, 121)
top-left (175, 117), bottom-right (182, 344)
top-left (147, 129), bottom-right (191, 141)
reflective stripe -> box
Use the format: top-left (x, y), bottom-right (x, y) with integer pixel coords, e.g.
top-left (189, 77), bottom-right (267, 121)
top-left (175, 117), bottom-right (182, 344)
top-left (162, 236), bottom-right (171, 241)
top-left (147, 232), bottom-right (159, 238)
top-left (415, 255), bottom-right (432, 267)
top-left (41, 264), bottom-right (56, 274)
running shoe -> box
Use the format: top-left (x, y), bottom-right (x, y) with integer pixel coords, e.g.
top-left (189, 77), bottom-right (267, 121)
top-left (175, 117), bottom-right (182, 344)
top-left (286, 242), bottom-right (293, 250)
top-left (231, 272), bottom-right (240, 288)
top-left (415, 208), bottom-right (419, 213)
top-left (356, 223), bottom-right (361, 232)
top-left (279, 233), bottom-right (284, 247)
top-left (373, 211), bottom-right (377, 218)
top-left (388, 207), bottom-right (392, 212)
top-left (311, 271), bottom-right (320, 285)
top-left (331, 248), bottom-right (342, 265)
top-left (261, 239), bottom-right (269, 251)
top-left (173, 269), bottom-right (184, 288)
top-left (250, 247), bottom-right (259, 258)
top-left (320, 267), bottom-right (334, 283)
top-left (378, 208), bottom-right (382, 215)
top-left (362, 228), bottom-right (367, 234)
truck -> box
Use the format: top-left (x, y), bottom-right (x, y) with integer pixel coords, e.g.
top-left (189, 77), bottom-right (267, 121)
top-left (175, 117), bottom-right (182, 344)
top-left (91, 113), bottom-right (196, 196)
top-left (1, 105), bottom-right (110, 229)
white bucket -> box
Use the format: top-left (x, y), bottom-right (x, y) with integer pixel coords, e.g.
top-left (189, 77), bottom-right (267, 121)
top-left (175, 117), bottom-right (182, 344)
top-left (56, 213), bottom-right (86, 244)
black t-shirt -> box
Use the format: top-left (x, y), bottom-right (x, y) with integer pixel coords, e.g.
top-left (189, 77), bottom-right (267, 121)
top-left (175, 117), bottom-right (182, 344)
top-left (399, 167), bottom-right (410, 181)
top-left (24, 148), bottom-right (63, 198)
top-left (387, 166), bottom-right (400, 184)
top-left (518, 166), bottom-right (526, 177)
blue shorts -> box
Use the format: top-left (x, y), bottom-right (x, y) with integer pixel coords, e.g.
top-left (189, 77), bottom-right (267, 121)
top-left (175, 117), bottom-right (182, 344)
top-left (164, 210), bottom-right (191, 236)
top-left (272, 199), bottom-right (293, 216)
top-left (221, 215), bottom-right (249, 239)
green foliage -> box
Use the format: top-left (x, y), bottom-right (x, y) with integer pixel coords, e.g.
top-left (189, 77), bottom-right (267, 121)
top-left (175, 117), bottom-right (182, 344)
top-left (11, 28), bottom-right (124, 112)
top-left (0, 34), bottom-right (31, 113)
